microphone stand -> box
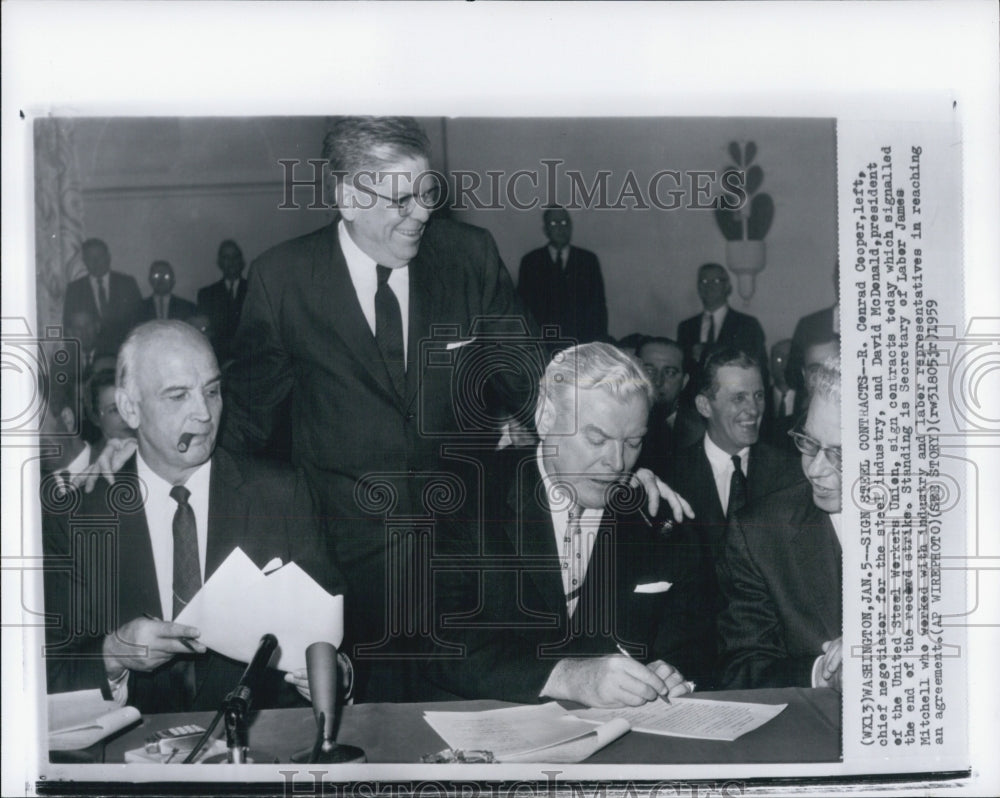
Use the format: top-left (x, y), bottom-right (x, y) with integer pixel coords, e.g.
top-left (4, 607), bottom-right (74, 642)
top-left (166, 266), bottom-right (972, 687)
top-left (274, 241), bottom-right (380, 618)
top-left (183, 633), bottom-right (279, 764)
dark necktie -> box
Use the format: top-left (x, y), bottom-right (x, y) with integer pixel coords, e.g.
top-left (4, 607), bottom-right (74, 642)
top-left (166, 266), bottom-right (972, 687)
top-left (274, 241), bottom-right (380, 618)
top-left (375, 265), bottom-right (406, 397)
top-left (554, 249), bottom-right (563, 271)
top-left (97, 278), bottom-right (109, 318)
top-left (170, 485), bottom-right (201, 619)
top-left (706, 312), bottom-right (716, 344)
top-left (727, 454), bottom-right (748, 519)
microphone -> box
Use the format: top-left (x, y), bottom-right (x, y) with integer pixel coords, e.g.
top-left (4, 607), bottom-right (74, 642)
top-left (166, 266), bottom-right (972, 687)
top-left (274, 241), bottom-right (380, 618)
top-left (290, 642), bottom-right (365, 764)
top-left (227, 633), bottom-right (278, 715)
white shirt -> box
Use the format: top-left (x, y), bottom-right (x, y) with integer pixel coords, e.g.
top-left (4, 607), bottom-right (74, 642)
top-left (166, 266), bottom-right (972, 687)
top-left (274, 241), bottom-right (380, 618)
top-left (703, 433), bottom-right (748, 513)
top-left (773, 387), bottom-right (796, 417)
top-left (135, 452), bottom-right (212, 621)
top-left (89, 274), bottom-right (109, 314)
top-left (700, 305), bottom-right (729, 343)
top-left (547, 244), bottom-right (568, 269)
top-left (339, 219), bottom-right (411, 365)
top-left (537, 447), bottom-right (604, 615)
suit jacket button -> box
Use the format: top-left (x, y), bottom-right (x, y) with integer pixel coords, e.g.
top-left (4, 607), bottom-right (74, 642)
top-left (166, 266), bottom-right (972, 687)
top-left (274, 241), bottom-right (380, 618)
top-left (405, 412), bottom-right (415, 422)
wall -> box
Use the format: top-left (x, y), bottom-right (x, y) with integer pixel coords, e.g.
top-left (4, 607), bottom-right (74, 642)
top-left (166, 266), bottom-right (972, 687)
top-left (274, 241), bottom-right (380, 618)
top-left (72, 116), bottom-right (836, 350)
top-left (443, 117), bottom-right (838, 348)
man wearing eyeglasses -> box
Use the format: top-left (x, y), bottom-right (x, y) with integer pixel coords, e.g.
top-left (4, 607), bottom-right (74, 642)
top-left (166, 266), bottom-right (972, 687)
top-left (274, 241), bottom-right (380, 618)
top-left (517, 206), bottom-right (608, 344)
top-left (676, 263), bottom-right (767, 374)
top-left (218, 116), bottom-right (536, 702)
top-left (716, 357), bottom-right (843, 690)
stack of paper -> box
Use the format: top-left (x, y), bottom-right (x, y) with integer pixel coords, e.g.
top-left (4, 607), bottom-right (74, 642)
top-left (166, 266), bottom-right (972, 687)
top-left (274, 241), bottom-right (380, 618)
top-left (571, 696), bottom-right (787, 741)
top-left (423, 703), bottom-right (629, 763)
top-left (175, 547), bottom-right (343, 672)
top-left (48, 690), bottom-right (140, 751)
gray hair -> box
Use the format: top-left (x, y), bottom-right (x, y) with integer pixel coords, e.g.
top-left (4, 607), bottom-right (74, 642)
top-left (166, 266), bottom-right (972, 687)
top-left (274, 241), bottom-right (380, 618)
top-left (117, 320), bottom-right (213, 399)
top-left (537, 342), bottom-right (654, 423)
top-left (322, 116), bottom-right (431, 179)
top-left (804, 356), bottom-right (841, 405)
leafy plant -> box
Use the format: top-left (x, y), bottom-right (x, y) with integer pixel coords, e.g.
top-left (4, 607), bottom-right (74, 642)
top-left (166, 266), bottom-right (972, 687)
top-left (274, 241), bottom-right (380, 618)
top-left (715, 141), bottom-right (774, 241)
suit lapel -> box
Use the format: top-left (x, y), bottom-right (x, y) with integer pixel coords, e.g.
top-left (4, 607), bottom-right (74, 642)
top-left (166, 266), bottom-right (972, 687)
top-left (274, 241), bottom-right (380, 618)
top-left (204, 449), bottom-right (245, 579)
top-left (317, 222), bottom-right (402, 403)
top-left (694, 444), bottom-right (726, 520)
top-left (405, 242), bottom-right (440, 408)
top-left (113, 458), bottom-right (165, 620)
top-left (506, 464), bottom-right (566, 617)
top-left (790, 499), bottom-right (843, 638)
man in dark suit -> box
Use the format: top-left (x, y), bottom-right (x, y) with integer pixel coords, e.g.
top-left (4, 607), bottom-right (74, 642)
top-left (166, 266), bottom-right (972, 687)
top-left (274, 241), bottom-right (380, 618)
top-left (44, 321), bottom-right (344, 714)
top-left (197, 240), bottom-right (248, 360)
top-left (717, 357), bottom-right (843, 690)
top-left (676, 263), bottom-right (767, 375)
top-left (760, 338), bottom-right (798, 452)
top-left (221, 117), bottom-right (538, 701)
top-left (518, 206), bottom-right (608, 344)
top-left (138, 261), bottom-right (197, 323)
top-left (634, 337), bottom-right (703, 479)
top-left (62, 238), bottom-right (142, 350)
top-left (786, 262), bottom-right (839, 407)
top-left (665, 348), bottom-right (801, 669)
top-left (424, 343), bottom-right (708, 705)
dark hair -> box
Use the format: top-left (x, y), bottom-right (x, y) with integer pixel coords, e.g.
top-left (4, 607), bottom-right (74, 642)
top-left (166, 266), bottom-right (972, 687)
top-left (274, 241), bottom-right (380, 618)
top-left (81, 238), bottom-right (108, 253)
top-left (88, 368), bottom-right (117, 417)
top-left (322, 116), bottom-right (431, 177)
top-left (638, 336), bottom-right (685, 365)
top-left (697, 346), bottom-right (760, 399)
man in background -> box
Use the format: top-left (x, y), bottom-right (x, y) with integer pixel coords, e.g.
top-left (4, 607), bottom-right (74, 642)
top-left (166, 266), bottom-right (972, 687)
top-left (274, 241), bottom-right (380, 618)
top-left (760, 338), bottom-right (797, 452)
top-left (139, 261), bottom-right (196, 322)
top-left (62, 238), bottom-right (142, 350)
top-left (634, 336), bottom-right (701, 477)
top-left (786, 262), bottom-right (839, 411)
top-left (676, 263), bottom-right (767, 374)
top-left (717, 357), bottom-right (843, 689)
top-left (518, 206), bottom-right (608, 344)
top-left (197, 240), bottom-right (248, 360)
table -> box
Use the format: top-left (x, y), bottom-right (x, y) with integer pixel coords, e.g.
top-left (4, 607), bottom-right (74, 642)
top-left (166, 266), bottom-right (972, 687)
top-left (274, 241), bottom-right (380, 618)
top-left (102, 688), bottom-right (840, 764)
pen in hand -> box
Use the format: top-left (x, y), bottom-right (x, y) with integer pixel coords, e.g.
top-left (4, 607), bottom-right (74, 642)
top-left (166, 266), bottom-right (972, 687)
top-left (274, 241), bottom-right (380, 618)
top-left (615, 643), bottom-right (671, 705)
top-left (142, 612), bottom-right (198, 652)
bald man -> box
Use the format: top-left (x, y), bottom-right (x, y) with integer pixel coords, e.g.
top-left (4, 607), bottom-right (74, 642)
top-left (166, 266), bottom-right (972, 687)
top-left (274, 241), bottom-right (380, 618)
top-left (43, 321), bottom-right (344, 714)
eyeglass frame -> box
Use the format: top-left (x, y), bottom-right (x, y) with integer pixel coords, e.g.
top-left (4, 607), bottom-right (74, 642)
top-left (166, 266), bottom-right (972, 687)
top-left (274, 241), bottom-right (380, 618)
top-left (358, 182), bottom-right (442, 216)
top-left (787, 420), bottom-right (842, 472)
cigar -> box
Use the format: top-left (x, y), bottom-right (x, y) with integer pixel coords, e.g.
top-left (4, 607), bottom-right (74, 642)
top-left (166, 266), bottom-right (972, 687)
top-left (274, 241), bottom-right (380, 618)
top-left (177, 432), bottom-right (196, 452)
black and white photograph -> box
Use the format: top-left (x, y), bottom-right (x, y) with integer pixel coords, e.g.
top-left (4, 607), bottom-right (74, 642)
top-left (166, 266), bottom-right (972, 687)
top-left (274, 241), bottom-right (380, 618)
top-left (2, 2), bottom-right (997, 796)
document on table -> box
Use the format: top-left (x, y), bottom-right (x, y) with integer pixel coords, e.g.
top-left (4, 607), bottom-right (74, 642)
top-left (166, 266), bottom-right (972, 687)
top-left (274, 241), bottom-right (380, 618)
top-left (423, 702), bottom-right (630, 763)
top-left (48, 690), bottom-right (140, 751)
top-left (175, 547), bottom-right (343, 673)
top-left (571, 697), bottom-right (787, 742)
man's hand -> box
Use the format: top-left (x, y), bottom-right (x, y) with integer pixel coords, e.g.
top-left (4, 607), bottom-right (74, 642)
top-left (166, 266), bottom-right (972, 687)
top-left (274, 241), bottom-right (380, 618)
top-left (542, 655), bottom-right (690, 708)
top-left (816, 637), bottom-right (843, 690)
top-left (283, 653), bottom-right (355, 703)
top-left (72, 437), bottom-right (137, 493)
top-left (631, 468), bottom-right (695, 523)
top-left (102, 617), bottom-right (205, 680)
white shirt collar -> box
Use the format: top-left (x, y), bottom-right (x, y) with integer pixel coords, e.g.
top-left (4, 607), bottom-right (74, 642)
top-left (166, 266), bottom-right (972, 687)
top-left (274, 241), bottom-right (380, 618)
top-left (703, 433), bottom-right (749, 511)
top-left (828, 511), bottom-right (842, 546)
top-left (135, 450), bottom-right (213, 620)
top-left (338, 219), bottom-right (410, 364)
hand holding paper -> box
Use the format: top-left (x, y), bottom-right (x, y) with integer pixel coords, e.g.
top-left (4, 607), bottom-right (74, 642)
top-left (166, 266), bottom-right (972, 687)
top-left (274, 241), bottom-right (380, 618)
top-left (175, 547), bottom-right (343, 673)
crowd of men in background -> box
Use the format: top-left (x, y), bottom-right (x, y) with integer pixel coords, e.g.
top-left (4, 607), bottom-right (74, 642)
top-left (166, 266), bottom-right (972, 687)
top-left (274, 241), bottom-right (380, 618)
top-left (40, 116), bottom-right (844, 715)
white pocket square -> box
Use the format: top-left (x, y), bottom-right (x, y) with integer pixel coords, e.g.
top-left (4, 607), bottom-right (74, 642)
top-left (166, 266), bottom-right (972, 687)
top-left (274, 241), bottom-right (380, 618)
top-left (634, 581), bottom-right (672, 594)
top-left (445, 337), bottom-right (477, 351)
top-left (262, 557), bottom-right (284, 574)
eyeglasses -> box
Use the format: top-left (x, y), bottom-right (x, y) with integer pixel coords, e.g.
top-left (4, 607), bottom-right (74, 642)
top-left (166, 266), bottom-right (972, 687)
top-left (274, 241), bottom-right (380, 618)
top-left (364, 183), bottom-right (442, 215)
top-left (698, 277), bottom-right (729, 286)
top-left (545, 219), bottom-right (571, 228)
top-left (788, 425), bottom-right (842, 471)
top-left (644, 365), bottom-right (682, 382)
